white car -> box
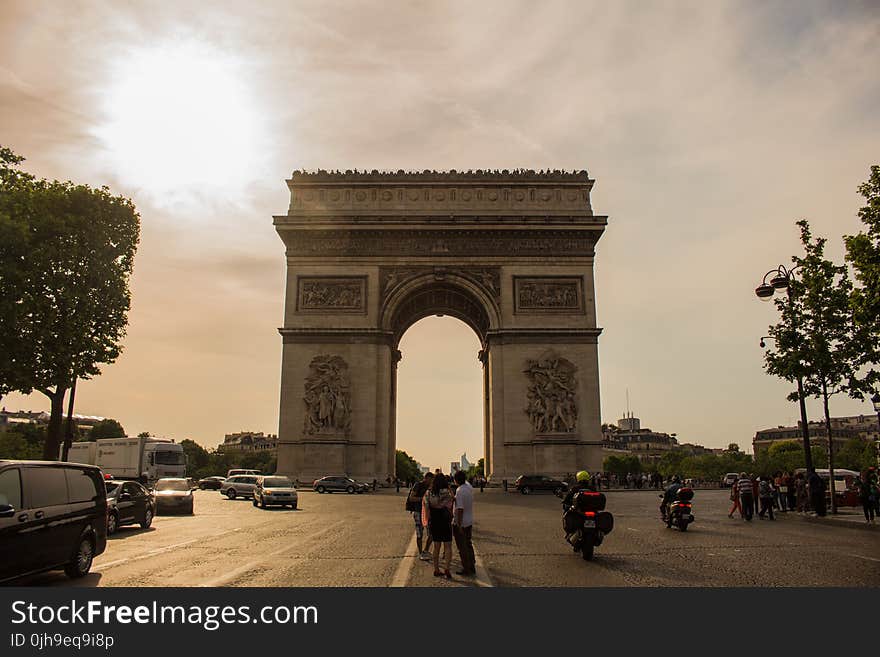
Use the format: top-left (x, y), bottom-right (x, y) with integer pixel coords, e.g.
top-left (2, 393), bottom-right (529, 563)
top-left (252, 475), bottom-right (298, 509)
top-left (220, 474), bottom-right (258, 499)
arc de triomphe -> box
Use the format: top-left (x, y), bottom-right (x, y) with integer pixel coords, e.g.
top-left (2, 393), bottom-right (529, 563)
top-left (273, 169), bottom-right (607, 483)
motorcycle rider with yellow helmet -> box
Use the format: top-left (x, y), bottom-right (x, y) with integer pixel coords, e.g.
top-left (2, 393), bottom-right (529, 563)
top-left (562, 470), bottom-right (596, 510)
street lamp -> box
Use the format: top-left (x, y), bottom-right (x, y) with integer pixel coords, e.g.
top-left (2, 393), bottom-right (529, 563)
top-left (755, 264), bottom-right (814, 474)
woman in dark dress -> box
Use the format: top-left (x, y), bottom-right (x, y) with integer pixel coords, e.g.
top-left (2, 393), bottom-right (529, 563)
top-left (427, 473), bottom-right (454, 579)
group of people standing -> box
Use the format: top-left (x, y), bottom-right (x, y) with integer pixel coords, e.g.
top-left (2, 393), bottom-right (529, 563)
top-left (729, 470), bottom-right (825, 521)
top-left (406, 470), bottom-right (476, 580)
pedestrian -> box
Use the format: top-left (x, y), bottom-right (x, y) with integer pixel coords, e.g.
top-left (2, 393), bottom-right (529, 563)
top-left (758, 476), bottom-right (775, 520)
top-left (737, 472), bottom-right (754, 521)
top-left (807, 470), bottom-right (827, 517)
top-left (728, 478), bottom-right (743, 518)
top-left (751, 475), bottom-right (760, 515)
top-left (479, 476), bottom-right (485, 493)
top-left (372, 478), bottom-right (378, 492)
top-left (854, 470), bottom-right (877, 523)
top-left (452, 471), bottom-right (476, 576)
top-left (794, 472), bottom-right (808, 512)
top-left (427, 473), bottom-right (454, 579)
top-left (406, 472), bottom-right (434, 560)
top-left (772, 471), bottom-right (783, 511)
top-left (395, 477), bottom-right (401, 493)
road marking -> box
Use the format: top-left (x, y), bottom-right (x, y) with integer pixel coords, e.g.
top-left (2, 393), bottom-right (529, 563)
top-left (848, 553), bottom-right (880, 563)
top-left (390, 533), bottom-right (419, 588)
top-left (627, 527), bottom-right (639, 532)
top-left (200, 521), bottom-right (344, 587)
top-left (95, 528), bottom-right (241, 570)
top-left (472, 544), bottom-right (493, 588)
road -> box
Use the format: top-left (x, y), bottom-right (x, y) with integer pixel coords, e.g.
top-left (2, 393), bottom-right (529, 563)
top-left (11, 488), bottom-right (880, 587)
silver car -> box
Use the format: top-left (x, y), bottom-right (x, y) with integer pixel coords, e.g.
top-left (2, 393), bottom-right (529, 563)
top-left (220, 475), bottom-right (258, 499)
top-left (253, 475), bottom-right (298, 509)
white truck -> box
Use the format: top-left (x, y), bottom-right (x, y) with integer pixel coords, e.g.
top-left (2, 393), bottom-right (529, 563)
top-left (68, 437), bottom-right (186, 483)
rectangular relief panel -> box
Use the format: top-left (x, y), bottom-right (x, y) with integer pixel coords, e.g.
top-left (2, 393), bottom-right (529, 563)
top-left (513, 276), bottom-right (585, 314)
top-left (296, 276), bottom-right (367, 314)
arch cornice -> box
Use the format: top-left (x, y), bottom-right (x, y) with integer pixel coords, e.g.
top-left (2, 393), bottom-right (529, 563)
top-left (380, 272), bottom-right (501, 347)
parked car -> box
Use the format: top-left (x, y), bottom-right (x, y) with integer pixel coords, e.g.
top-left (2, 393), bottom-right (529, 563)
top-left (313, 476), bottom-right (369, 494)
top-left (0, 460), bottom-right (107, 583)
top-left (226, 469), bottom-right (261, 479)
top-left (722, 473), bottom-right (739, 488)
top-left (514, 474), bottom-right (567, 495)
top-left (153, 478), bottom-right (195, 514)
top-left (221, 474), bottom-right (259, 499)
top-left (253, 475), bottom-right (298, 509)
top-left (105, 479), bottom-right (156, 534)
top-left (198, 476), bottom-right (226, 490)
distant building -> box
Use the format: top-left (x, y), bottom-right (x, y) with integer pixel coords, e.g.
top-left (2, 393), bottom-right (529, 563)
top-left (602, 415), bottom-right (678, 463)
top-left (220, 431), bottom-right (278, 455)
top-left (0, 408), bottom-right (105, 433)
top-left (460, 453), bottom-right (471, 471)
top-left (753, 415), bottom-right (879, 454)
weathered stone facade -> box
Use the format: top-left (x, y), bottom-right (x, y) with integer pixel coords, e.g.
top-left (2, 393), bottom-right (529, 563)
top-left (274, 169), bottom-right (607, 482)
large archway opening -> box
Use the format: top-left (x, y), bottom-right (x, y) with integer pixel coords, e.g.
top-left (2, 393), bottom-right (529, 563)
top-left (395, 316), bottom-right (484, 478)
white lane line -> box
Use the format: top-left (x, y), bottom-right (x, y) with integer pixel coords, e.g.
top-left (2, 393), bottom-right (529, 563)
top-left (627, 527), bottom-right (639, 532)
top-left (472, 543), bottom-right (494, 588)
top-left (200, 521), bottom-right (345, 587)
top-left (390, 533), bottom-right (419, 588)
top-left (848, 553), bottom-right (880, 563)
top-left (95, 528), bottom-right (240, 570)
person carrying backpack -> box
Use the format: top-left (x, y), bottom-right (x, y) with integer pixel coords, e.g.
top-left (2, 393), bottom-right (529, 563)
top-left (406, 472), bottom-right (434, 560)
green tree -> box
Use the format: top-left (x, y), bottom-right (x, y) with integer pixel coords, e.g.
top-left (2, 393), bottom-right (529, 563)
top-left (0, 424), bottom-right (46, 459)
top-left (844, 165), bottom-right (880, 395)
top-left (395, 449), bottom-right (421, 484)
top-left (89, 418), bottom-right (126, 440)
top-left (137, 432), bottom-right (150, 438)
top-left (180, 439), bottom-right (210, 478)
top-left (765, 221), bottom-right (858, 512)
top-left (466, 457), bottom-right (485, 479)
top-left (0, 147), bottom-right (140, 460)
top-left (835, 438), bottom-right (876, 472)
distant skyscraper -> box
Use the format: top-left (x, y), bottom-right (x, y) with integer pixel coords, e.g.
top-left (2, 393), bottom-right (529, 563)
top-left (461, 452), bottom-right (471, 471)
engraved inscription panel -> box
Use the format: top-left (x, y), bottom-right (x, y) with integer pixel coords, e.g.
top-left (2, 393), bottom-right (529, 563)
top-left (514, 277), bottom-right (584, 313)
top-left (297, 277), bottom-right (366, 313)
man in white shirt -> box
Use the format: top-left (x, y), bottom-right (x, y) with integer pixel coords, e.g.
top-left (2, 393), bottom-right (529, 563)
top-left (453, 470), bottom-right (475, 576)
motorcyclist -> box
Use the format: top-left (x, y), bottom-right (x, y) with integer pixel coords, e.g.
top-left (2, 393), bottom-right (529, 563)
top-left (660, 475), bottom-right (683, 521)
top-left (562, 470), bottom-right (596, 510)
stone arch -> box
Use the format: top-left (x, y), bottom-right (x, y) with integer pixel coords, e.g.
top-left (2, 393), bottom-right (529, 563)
top-left (380, 273), bottom-right (500, 348)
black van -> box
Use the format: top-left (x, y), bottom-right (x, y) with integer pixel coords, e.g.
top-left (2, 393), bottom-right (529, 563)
top-left (0, 460), bottom-right (108, 584)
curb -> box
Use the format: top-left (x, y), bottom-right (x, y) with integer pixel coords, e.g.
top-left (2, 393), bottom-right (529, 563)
top-left (800, 513), bottom-right (879, 533)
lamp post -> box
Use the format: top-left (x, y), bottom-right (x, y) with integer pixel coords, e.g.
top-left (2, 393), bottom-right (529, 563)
top-left (755, 265), bottom-right (814, 474)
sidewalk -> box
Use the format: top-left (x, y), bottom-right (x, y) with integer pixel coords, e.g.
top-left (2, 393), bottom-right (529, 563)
top-left (799, 507), bottom-right (879, 532)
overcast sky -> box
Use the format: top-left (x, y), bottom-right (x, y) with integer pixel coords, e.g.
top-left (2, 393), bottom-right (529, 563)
top-left (2, 0), bottom-right (878, 469)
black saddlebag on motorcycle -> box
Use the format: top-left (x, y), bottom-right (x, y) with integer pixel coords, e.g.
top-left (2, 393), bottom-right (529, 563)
top-left (574, 491), bottom-right (606, 511)
top-left (677, 487), bottom-right (694, 502)
top-left (596, 510), bottom-right (614, 534)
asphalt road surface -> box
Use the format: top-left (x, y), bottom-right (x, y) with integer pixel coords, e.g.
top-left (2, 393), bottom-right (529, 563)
top-left (11, 488), bottom-right (880, 587)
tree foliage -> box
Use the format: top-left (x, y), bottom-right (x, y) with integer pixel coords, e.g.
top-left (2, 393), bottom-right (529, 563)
top-left (844, 164), bottom-right (880, 394)
top-left (0, 146), bottom-right (140, 460)
top-left (395, 449), bottom-right (422, 484)
top-left (89, 418), bottom-right (126, 440)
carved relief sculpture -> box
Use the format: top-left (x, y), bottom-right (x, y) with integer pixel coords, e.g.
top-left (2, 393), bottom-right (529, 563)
top-left (515, 277), bottom-right (584, 313)
top-left (304, 355), bottom-right (352, 434)
top-left (524, 353), bottom-right (578, 433)
top-left (298, 277), bottom-right (366, 312)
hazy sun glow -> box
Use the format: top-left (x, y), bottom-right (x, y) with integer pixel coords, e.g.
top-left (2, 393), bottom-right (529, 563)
top-left (94, 40), bottom-right (264, 197)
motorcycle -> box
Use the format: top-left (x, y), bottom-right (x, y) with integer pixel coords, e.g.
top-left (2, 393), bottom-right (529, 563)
top-left (660, 487), bottom-right (695, 531)
top-left (562, 490), bottom-right (614, 560)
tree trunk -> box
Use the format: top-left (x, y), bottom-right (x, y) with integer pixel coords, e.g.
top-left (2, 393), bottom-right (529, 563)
top-left (62, 377), bottom-right (77, 461)
top-left (821, 378), bottom-right (837, 514)
top-left (41, 387), bottom-right (67, 461)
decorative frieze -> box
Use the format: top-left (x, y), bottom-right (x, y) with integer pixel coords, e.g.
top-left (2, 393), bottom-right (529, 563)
top-left (514, 276), bottom-right (584, 313)
top-left (303, 355), bottom-right (351, 435)
top-left (281, 230), bottom-right (596, 258)
top-left (524, 352), bottom-right (578, 434)
top-left (297, 276), bottom-right (366, 313)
